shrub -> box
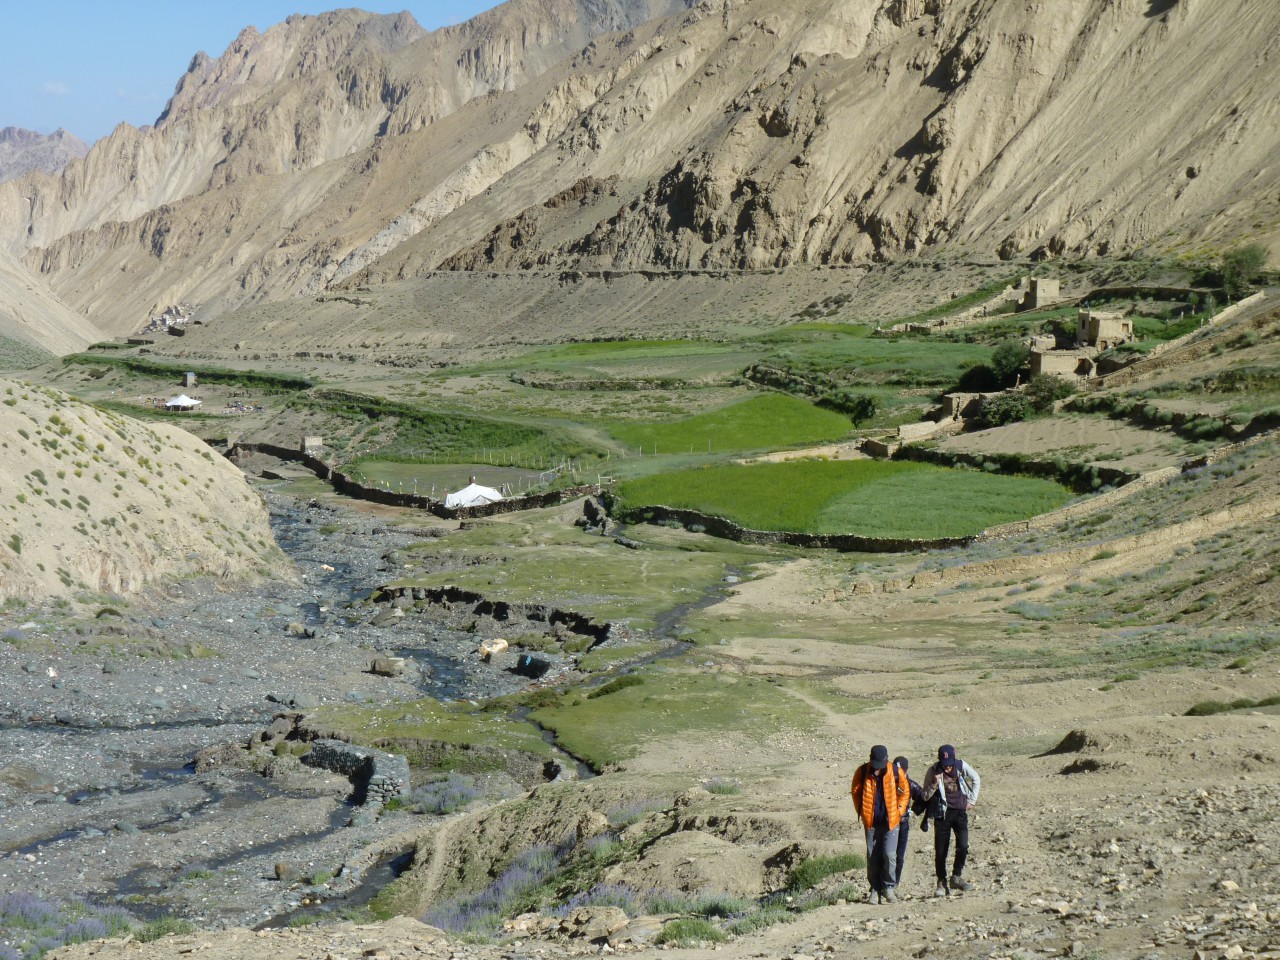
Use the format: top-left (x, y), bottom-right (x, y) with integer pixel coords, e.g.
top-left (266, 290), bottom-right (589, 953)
top-left (1221, 244), bottom-right (1267, 299)
top-left (990, 340), bottom-right (1030, 386)
top-left (724, 905), bottom-right (792, 936)
top-left (606, 797), bottom-right (669, 827)
top-left (1185, 698), bottom-right (1256, 716)
top-left (134, 917), bottom-right (197, 942)
top-left (975, 392), bottom-right (1031, 428)
top-left (703, 778), bottom-right (742, 795)
top-left (1008, 600), bottom-right (1055, 621)
top-left (587, 675), bottom-right (644, 699)
top-left (788, 853), bottom-right (865, 892)
top-left (1024, 373), bottom-right (1075, 413)
top-left (410, 774), bottom-right (483, 815)
top-left (655, 917), bottom-right (726, 946)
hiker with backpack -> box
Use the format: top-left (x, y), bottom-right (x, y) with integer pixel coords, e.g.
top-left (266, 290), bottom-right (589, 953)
top-left (850, 744), bottom-right (912, 903)
top-left (922, 744), bottom-right (981, 897)
top-left (892, 755), bottom-right (928, 889)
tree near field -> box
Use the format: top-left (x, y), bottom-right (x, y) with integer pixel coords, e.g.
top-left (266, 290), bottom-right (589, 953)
top-left (1024, 373), bottom-right (1075, 413)
top-left (845, 393), bottom-right (878, 426)
top-left (990, 339), bottom-right (1030, 387)
top-left (1221, 244), bottom-right (1268, 300)
top-left (974, 392), bottom-right (1030, 429)
top-left (817, 388), bottom-right (878, 426)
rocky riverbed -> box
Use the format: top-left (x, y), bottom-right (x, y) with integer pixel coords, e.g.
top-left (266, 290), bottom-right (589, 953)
top-left (0, 490), bottom-right (583, 930)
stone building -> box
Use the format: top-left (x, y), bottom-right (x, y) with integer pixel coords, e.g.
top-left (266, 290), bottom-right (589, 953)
top-left (1077, 308), bottom-right (1133, 350)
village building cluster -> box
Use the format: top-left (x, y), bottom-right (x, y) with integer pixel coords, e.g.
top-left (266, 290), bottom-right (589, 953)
top-left (139, 304), bottom-right (193, 337)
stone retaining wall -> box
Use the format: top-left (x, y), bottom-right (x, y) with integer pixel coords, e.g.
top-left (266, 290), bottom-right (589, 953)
top-left (891, 445), bottom-right (1139, 493)
top-left (302, 738), bottom-right (410, 807)
top-left (609, 504), bottom-right (973, 553)
top-left (377, 583), bottom-right (614, 643)
top-left (227, 441), bottom-right (593, 518)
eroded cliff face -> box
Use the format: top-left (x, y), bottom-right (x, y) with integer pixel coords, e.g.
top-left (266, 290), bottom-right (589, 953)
top-left (1, 0), bottom-right (1276, 343)
top-left (467, 0), bottom-right (1277, 269)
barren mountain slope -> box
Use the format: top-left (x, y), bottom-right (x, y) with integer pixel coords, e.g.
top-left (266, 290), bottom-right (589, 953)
top-left (0, 250), bottom-right (97, 355)
top-left (387, 0), bottom-right (1280, 275)
top-left (0, 379), bottom-right (287, 602)
top-left (2, 0), bottom-right (1276, 343)
top-left (0, 127), bottom-right (88, 182)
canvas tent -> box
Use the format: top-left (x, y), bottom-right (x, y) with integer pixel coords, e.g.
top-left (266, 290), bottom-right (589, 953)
top-left (165, 394), bottom-right (202, 411)
top-left (444, 480), bottom-right (503, 509)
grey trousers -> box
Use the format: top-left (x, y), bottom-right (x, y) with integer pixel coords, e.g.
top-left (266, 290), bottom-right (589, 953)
top-left (865, 825), bottom-right (899, 892)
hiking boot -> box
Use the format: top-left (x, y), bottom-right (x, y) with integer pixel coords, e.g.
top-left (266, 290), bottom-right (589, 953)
top-left (882, 887), bottom-right (898, 904)
top-left (950, 875), bottom-right (971, 892)
top-left (934, 882), bottom-right (948, 898)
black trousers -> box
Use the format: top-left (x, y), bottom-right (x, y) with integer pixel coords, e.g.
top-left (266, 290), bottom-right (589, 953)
top-left (934, 807), bottom-right (969, 881)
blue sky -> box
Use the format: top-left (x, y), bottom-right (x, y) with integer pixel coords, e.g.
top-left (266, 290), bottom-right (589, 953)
top-left (1, 2), bottom-right (500, 144)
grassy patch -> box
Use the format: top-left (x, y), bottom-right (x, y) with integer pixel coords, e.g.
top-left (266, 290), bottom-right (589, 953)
top-left (608, 393), bottom-right (852, 456)
top-left (788, 853), bottom-right (866, 892)
top-left (616, 461), bottom-right (1070, 538)
top-left (306, 698), bottom-right (553, 764)
top-left (391, 517), bottom-right (764, 630)
top-left (656, 917), bottom-right (726, 946)
top-left (529, 661), bottom-right (820, 769)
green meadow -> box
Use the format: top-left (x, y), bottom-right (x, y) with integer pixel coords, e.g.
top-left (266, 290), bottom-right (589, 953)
top-left (607, 393), bottom-right (853, 456)
top-left (528, 663), bottom-right (821, 769)
top-left (615, 460), bottom-right (1072, 538)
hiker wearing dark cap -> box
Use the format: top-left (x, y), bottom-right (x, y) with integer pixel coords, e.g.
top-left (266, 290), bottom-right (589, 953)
top-left (850, 744), bottom-right (911, 903)
top-left (892, 756), bottom-right (927, 889)
top-left (922, 744), bottom-right (981, 898)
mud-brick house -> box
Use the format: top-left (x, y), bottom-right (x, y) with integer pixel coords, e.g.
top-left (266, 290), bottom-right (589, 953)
top-left (1077, 308), bottom-right (1133, 351)
top-left (1028, 349), bottom-right (1095, 379)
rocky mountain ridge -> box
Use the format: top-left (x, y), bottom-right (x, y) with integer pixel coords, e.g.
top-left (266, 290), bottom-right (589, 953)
top-left (0, 127), bottom-right (88, 182)
top-left (0, 0), bottom-right (1277, 348)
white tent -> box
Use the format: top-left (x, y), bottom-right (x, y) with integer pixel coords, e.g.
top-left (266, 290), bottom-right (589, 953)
top-left (444, 481), bottom-right (503, 509)
top-left (165, 394), bottom-right (202, 411)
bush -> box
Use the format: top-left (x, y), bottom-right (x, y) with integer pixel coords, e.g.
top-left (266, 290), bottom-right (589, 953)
top-left (1024, 373), bottom-right (1075, 413)
top-left (1185, 698), bottom-right (1256, 716)
top-left (655, 917), bottom-right (726, 946)
top-left (703, 778), bottom-right (742, 795)
top-left (788, 853), bottom-right (865, 892)
top-left (990, 340), bottom-right (1030, 386)
top-left (1221, 244), bottom-right (1268, 300)
top-left (133, 917), bottom-right (196, 942)
top-left (587, 675), bottom-right (643, 699)
top-left (975, 392), bottom-right (1031, 429)
top-left (606, 797), bottom-right (669, 827)
top-left (410, 774), bottom-right (483, 815)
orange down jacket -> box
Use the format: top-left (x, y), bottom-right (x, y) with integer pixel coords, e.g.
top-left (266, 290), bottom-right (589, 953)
top-left (850, 763), bottom-right (911, 830)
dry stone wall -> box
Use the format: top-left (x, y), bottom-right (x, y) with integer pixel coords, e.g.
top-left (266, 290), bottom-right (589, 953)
top-left (227, 441), bottom-right (594, 518)
top-left (302, 739), bottom-right (410, 807)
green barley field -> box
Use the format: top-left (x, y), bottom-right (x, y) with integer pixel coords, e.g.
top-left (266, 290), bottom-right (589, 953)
top-left (608, 393), bottom-right (853, 456)
top-left (615, 460), bottom-right (1072, 538)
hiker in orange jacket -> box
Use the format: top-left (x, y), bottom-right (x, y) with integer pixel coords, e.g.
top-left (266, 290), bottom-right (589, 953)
top-left (850, 744), bottom-right (912, 903)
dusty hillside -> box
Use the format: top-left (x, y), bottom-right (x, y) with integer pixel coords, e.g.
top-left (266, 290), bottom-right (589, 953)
top-left (0, 378), bottom-right (288, 602)
top-left (1, 0), bottom-right (1276, 342)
